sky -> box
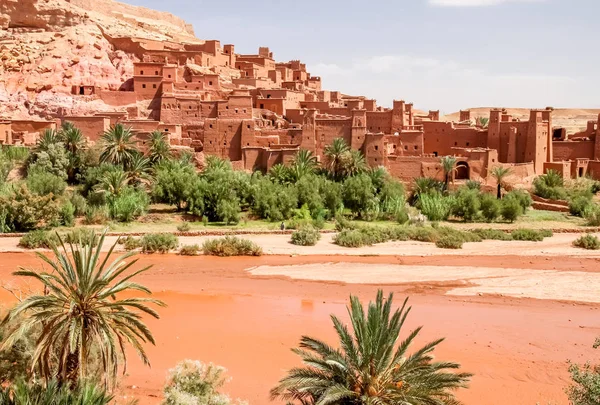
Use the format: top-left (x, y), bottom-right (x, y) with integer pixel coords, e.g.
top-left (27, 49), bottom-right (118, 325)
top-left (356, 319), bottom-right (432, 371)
top-left (125, 0), bottom-right (599, 113)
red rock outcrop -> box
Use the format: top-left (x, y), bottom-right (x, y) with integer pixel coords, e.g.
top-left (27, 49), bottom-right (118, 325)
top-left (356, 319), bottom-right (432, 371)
top-left (0, 0), bottom-right (200, 119)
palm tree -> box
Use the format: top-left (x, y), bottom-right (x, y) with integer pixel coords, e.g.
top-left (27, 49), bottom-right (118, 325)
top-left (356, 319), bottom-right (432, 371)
top-left (476, 117), bottom-right (489, 128)
top-left (269, 163), bottom-right (291, 184)
top-left (341, 149), bottom-right (367, 177)
top-left (271, 290), bottom-right (471, 405)
top-left (35, 129), bottom-right (61, 153)
top-left (95, 169), bottom-right (129, 196)
top-left (490, 166), bottom-right (511, 199)
top-left (289, 149), bottom-right (318, 182)
top-left (1, 231), bottom-right (164, 386)
top-left (148, 130), bottom-right (172, 164)
top-left (204, 155), bottom-right (232, 173)
top-left (324, 138), bottom-right (350, 180)
top-left (59, 122), bottom-right (85, 155)
top-left (99, 124), bottom-right (138, 167)
top-left (59, 122), bottom-right (86, 183)
top-left (440, 156), bottom-right (457, 192)
top-left (127, 153), bottom-right (153, 187)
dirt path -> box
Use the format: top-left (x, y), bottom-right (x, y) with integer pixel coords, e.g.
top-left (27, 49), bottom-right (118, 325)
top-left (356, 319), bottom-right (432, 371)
top-left (0, 253), bottom-right (598, 405)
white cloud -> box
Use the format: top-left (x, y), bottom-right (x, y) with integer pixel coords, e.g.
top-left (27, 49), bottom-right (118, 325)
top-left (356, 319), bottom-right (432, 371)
top-left (429, 0), bottom-right (545, 7)
top-left (313, 55), bottom-right (581, 113)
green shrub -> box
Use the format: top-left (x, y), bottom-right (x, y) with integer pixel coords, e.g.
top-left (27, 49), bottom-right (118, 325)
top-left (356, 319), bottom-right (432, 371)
top-left (0, 380), bottom-right (113, 405)
top-left (480, 193), bottom-right (501, 222)
top-left (62, 228), bottom-right (99, 246)
top-left (569, 195), bottom-right (593, 217)
top-left (418, 192), bottom-right (453, 221)
top-left (567, 361), bottom-right (600, 405)
top-left (28, 143), bottom-right (69, 180)
top-left (533, 170), bottom-right (567, 200)
top-left (140, 233), bottom-right (179, 253)
top-left (180, 244), bottom-right (201, 256)
top-left (177, 222), bottom-right (191, 232)
top-left (410, 226), bottom-right (439, 243)
top-left (60, 201), bottom-right (75, 227)
top-left (26, 168), bottom-right (67, 197)
top-left (251, 178), bottom-right (298, 222)
top-left (472, 228), bottom-right (512, 241)
top-left (0, 185), bottom-right (61, 232)
top-left (333, 229), bottom-right (369, 247)
top-left (202, 236), bottom-right (262, 256)
top-left (451, 188), bottom-right (481, 222)
top-left (342, 173), bottom-right (378, 219)
top-left (573, 234), bottom-right (600, 250)
top-left (435, 234), bottom-right (464, 249)
top-left (540, 229), bottom-right (554, 238)
top-left (506, 190), bottom-right (532, 210)
top-left (501, 197), bottom-right (523, 223)
top-left (162, 360), bottom-right (235, 405)
top-left (119, 236), bottom-right (140, 251)
top-left (108, 187), bottom-right (149, 222)
top-left (510, 228), bottom-right (548, 242)
top-left (84, 205), bottom-right (110, 225)
top-left (69, 192), bottom-right (87, 216)
top-left (291, 226), bottom-right (321, 246)
top-left (465, 180), bottom-right (482, 190)
top-left (18, 230), bottom-right (58, 249)
top-left (584, 204), bottom-right (600, 226)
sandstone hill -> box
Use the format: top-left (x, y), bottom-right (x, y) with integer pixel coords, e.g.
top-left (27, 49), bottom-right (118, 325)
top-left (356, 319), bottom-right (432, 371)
top-left (0, 0), bottom-right (201, 119)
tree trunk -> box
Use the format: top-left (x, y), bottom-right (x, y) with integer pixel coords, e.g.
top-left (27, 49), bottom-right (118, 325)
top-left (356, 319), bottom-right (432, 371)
top-left (497, 184), bottom-right (502, 199)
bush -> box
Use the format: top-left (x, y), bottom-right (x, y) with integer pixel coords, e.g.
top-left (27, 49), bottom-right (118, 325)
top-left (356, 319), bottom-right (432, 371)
top-left (0, 380), bottom-right (113, 405)
top-left (0, 185), bottom-right (61, 232)
top-left (140, 233), bottom-right (179, 253)
top-left (435, 234), bottom-right (464, 249)
top-left (60, 201), bottom-right (75, 227)
top-left (26, 168), bottom-right (67, 197)
top-left (62, 228), bottom-right (99, 246)
top-left (480, 193), bottom-right (501, 222)
top-left (418, 192), bottom-right (453, 221)
top-left (569, 195), bottom-right (593, 217)
top-left (70, 193), bottom-right (88, 216)
top-left (251, 178), bottom-right (298, 222)
top-left (108, 187), bottom-right (149, 222)
top-left (410, 226), bottom-right (439, 243)
top-left (573, 234), bottom-right (600, 250)
top-left (83, 205), bottom-right (110, 225)
top-left (501, 197), bottom-right (523, 223)
top-left (333, 229), bottom-right (369, 248)
top-left (28, 143), bottom-right (69, 180)
top-left (119, 236), bottom-right (140, 251)
top-left (465, 180), bottom-right (481, 190)
top-left (291, 226), bottom-right (321, 246)
top-left (342, 174), bottom-right (378, 219)
top-left (451, 188), bottom-right (481, 222)
top-left (202, 236), bottom-right (262, 256)
top-left (472, 228), bottom-right (512, 241)
top-left (567, 360), bottom-right (600, 405)
top-left (510, 228), bottom-right (547, 242)
top-left (177, 222), bottom-right (191, 232)
top-left (18, 230), bottom-right (58, 249)
top-left (505, 190), bottom-right (532, 210)
top-left (180, 244), bottom-right (201, 256)
top-left (533, 170), bottom-right (567, 200)
top-left (162, 360), bottom-right (240, 405)
top-left (584, 204), bottom-right (600, 226)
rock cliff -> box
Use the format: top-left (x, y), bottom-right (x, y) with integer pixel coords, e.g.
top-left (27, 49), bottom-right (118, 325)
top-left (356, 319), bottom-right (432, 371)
top-left (0, 0), bottom-right (200, 119)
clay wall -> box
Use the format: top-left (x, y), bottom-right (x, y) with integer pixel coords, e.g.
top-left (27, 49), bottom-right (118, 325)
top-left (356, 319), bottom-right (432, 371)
top-left (134, 77), bottom-right (162, 100)
top-left (366, 111), bottom-right (392, 134)
top-left (217, 97), bottom-right (253, 119)
top-left (307, 77), bottom-right (321, 91)
top-left (363, 99), bottom-right (376, 112)
top-left (293, 70), bottom-right (307, 81)
top-left (315, 117), bottom-right (352, 157)
top-left (586, 161), bottom-right (600, 181)
top-left (232, 77), bottom-right (276, 89)
top-left (236, 55), bottom-right (275, 70)
top-left (203, 119), bottom-right (243, 161)
top-left (61, 116), bottom-right (110, 142)
top-left (422, 121), bottom-right (486, 156)
top-left (553, 141), bottom-right (595, 161)
top-left (256, 98), bottom-right (285, 116)
top-left (11, 120), bottom-right (56, 133)
top-left (0, 122), bottom-right (11, 144)
top-left (397, 131), bottom-right (424, 156)
top-left (543, 161), bottom-right (572, 179)
top-left (98, 90), bottom-right (137, 106)
top-left (134, 63), bottom-right (164, 76)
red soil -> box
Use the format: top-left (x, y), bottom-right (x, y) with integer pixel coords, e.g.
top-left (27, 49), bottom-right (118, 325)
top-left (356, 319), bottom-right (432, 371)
top-left (1, 254), bottom-right (599, 405)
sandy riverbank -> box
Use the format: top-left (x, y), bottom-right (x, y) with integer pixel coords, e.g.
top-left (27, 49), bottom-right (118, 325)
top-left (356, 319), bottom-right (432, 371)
top-left (0, 253), bottom-right (598, 405)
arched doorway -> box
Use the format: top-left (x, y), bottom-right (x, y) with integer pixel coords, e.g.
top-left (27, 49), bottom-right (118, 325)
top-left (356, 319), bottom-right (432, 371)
top-left (455, 161), bottom-right (469, 180)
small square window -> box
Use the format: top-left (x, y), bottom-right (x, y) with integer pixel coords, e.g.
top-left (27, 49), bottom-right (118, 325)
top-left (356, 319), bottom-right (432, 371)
top-left (414, 146), bottom-right (418, 150)
top-left (140, 70), bottom-right (144, 75)
top-left (155, 71), bottom-right (158, 75)
top-left (209, 81), bottom-right (213, 86)
top-left (152, 84), bottom-right (157, 89)
top-left (466, 142), bottom-right (470, 146)
top-left (142, 84), bottom-right (146, 88)
top-left (168, 74), bottom-right (172, 78)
